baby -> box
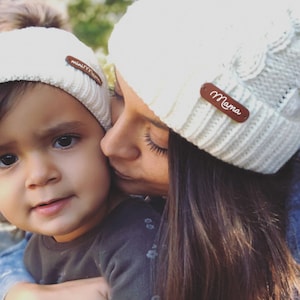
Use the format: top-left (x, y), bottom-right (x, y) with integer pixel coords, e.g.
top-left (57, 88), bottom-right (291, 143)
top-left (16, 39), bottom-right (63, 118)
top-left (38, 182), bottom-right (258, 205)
top-left (0, 27), bottom-right (160, 300)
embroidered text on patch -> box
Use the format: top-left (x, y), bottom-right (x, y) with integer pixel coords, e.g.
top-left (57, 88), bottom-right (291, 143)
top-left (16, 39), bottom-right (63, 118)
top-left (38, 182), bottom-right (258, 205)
top-left (200, 82), bottom-right (249, 122)
top-left (66, 56), bottom-right (102, 86)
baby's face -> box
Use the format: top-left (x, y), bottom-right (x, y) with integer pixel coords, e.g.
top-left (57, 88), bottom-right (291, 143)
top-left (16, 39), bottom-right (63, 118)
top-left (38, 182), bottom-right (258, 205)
top-left (0, 83), bottom-right (110, 242)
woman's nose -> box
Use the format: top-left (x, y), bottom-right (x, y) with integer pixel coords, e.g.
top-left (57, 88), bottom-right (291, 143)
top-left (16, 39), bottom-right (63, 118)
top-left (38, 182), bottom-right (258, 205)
top-left (101, 116), bottom-right (140, 161)
top-left (25, 152), bottom-right (61, 189)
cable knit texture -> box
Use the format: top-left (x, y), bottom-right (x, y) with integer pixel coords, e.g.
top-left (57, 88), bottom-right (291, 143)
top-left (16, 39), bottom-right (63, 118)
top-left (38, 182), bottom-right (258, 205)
top-left (0, 27), bottom-right (111, 130)
top-left (109, 0), bottom-right (300, 174)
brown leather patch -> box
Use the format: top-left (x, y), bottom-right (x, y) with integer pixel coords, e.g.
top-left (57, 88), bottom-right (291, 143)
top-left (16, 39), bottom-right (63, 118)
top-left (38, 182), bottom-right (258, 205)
top-left (66, 55), bottom-right (102, 86)
top-left (200, 82), bottom-right (249, 123)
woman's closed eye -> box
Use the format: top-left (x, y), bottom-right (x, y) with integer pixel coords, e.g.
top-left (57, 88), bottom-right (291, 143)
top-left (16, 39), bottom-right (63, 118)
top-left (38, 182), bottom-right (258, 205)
top-left (144, 132), bottom-right (168, 156)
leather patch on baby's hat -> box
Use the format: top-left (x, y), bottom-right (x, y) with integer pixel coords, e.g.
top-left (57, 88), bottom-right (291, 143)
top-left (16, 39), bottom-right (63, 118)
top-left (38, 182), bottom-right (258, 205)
top-left (200, 82), bottom-right (249, 123)
top-left (66, 55), bottom-right (102, 86)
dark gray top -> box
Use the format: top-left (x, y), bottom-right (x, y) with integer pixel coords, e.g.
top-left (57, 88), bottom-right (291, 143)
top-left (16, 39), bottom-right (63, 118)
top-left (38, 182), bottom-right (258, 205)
top-left (24, 198), bottom-right (161, 300)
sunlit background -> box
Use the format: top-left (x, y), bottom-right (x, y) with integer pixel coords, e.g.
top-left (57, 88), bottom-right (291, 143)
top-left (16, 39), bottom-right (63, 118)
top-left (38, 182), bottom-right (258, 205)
top-left (44, 0), bottom-right (133, 53)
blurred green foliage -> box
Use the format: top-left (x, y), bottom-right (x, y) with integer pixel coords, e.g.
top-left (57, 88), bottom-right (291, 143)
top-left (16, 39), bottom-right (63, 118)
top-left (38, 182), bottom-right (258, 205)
top-left (67, 0), bottom-right (133, 53)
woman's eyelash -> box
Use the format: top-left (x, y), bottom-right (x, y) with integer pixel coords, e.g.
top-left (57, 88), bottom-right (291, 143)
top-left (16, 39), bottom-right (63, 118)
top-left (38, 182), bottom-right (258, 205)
top-left (144, 133), bottom-right (168, 156)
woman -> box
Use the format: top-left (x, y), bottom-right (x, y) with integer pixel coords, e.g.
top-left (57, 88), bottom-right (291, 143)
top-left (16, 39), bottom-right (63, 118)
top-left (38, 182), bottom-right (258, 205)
top-left (2, 0), bottom-right (300, 299)
top-left (105, 1), bottom-right (300, 299)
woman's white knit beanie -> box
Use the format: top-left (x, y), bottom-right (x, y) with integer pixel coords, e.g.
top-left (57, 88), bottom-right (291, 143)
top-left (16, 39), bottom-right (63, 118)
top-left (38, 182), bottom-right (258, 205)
top-left (0, 27), bottom-right (111, 130)
top-left (109, 0), bottom-right (300, 174)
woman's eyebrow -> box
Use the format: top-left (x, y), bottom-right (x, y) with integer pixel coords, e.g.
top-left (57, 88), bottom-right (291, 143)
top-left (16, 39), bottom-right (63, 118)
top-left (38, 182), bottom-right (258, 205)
top-left (145, 117), bottom-right (169, 130)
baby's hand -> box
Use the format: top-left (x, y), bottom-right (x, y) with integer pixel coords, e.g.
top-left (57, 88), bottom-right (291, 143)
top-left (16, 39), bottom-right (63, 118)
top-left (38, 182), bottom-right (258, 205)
top-left (5, 277), bottom-right (110, 300)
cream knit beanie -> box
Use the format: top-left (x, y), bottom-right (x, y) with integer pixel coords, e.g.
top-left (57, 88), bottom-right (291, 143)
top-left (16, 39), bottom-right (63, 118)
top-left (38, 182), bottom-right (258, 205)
top-left (109, 0), bottom-right (300, 174)
top-left (0, 27), bottom-right (110, 130)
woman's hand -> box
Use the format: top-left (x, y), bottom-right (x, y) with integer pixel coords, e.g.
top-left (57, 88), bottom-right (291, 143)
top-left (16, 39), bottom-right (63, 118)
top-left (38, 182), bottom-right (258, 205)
top-left (5, 277), bottom-right (110, 300)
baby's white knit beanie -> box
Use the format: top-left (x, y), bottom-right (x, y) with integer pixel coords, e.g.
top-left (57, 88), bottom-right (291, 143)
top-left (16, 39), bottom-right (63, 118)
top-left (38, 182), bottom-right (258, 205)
top-left (109, 0), bottom-right (300, 174)
top-left (0, 27), bottom-right (110, 130)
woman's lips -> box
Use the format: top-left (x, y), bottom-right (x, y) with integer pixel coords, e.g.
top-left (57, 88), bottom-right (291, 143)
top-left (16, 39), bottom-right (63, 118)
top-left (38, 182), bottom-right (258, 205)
top-left (112, 167), bottom-right (133, 181)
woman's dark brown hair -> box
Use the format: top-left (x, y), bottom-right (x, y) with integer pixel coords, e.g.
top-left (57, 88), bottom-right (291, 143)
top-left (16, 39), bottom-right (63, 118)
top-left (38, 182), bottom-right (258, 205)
top-left (155, 130), bottom-right (300, 300)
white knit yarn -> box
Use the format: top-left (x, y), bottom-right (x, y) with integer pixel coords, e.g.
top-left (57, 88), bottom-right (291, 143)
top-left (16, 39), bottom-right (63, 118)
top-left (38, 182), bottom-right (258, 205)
top-left (0, 27), bottom-right (110, 130)
top-left (109, 0), bottom-right (300, 174)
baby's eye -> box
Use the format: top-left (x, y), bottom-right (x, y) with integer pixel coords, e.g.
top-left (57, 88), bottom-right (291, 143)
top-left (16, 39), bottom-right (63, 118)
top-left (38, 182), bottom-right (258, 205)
top-left (53, 135), bottom-right (79, 149)
top-left (0, 154), bottom-right (18, 168)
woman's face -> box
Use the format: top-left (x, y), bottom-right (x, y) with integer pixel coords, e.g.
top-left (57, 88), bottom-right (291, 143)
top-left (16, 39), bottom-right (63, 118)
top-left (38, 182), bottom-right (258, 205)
top-left (100, 71), bottom-right (169, 196)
